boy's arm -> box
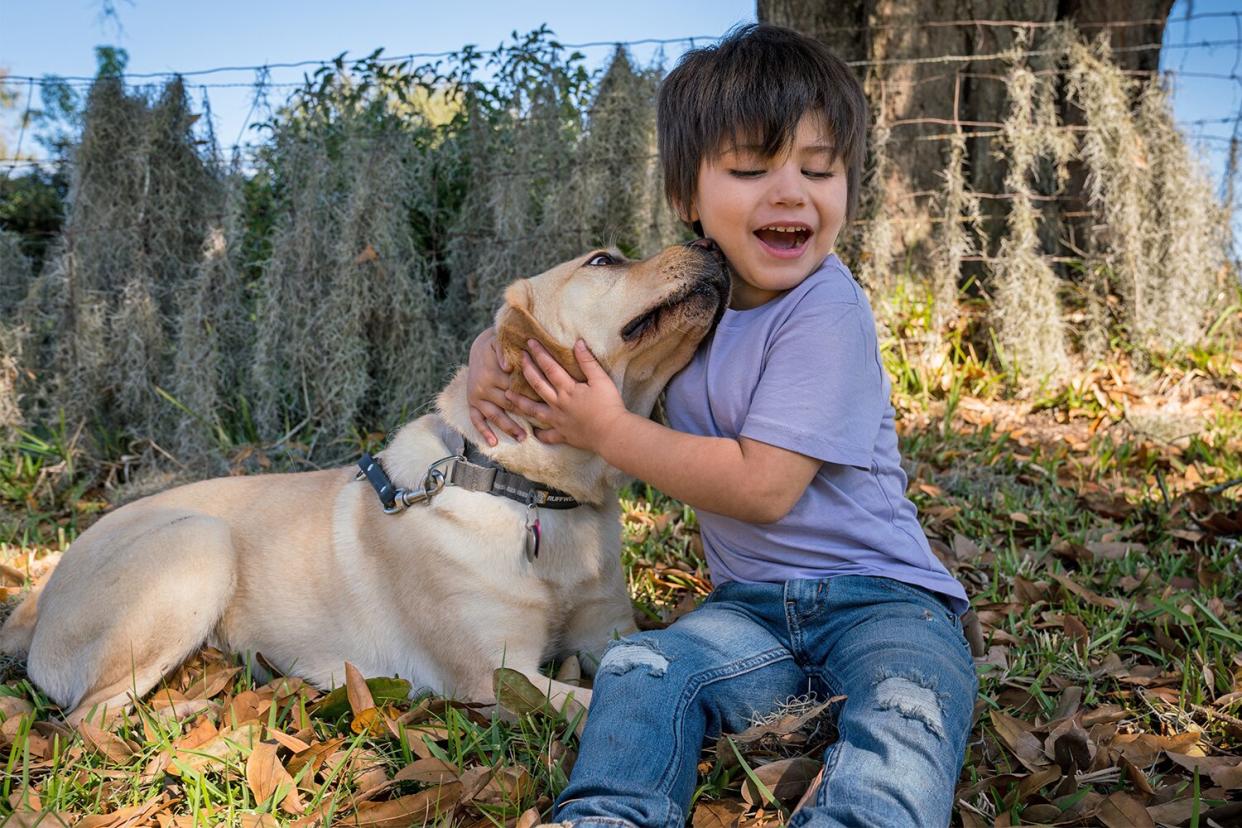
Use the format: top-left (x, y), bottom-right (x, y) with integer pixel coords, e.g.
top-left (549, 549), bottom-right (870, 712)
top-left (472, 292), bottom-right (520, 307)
top-left (512, 340), bottom-right (820, 523)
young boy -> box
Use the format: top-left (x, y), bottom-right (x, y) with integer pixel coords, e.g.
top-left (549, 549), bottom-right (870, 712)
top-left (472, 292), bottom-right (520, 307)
top-left (467, 24), bottom-right (976, 827)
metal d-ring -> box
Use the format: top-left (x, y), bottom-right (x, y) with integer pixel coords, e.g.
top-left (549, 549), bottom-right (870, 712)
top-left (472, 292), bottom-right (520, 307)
top-left (382, 453), bottom-right (464, 514)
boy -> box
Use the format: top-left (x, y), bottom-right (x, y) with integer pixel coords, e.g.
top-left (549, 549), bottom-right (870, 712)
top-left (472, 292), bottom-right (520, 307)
top-left (468, 24), bottom-right (976, 827)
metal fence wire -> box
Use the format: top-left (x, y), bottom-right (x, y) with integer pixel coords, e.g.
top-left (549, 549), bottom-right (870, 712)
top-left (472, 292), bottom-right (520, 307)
top-left (0, 16), bottom-right (1237, 467)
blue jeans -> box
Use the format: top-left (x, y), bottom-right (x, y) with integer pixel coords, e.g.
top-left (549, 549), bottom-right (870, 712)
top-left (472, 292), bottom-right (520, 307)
top-left (553, 575), bottom-right (977, 828)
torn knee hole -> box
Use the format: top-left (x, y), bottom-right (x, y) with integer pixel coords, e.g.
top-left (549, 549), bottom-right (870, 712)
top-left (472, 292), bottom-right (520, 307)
top-left (599, 639), bottom-right (669, 678)
top-left (872, 672), bottom-right (947, 739)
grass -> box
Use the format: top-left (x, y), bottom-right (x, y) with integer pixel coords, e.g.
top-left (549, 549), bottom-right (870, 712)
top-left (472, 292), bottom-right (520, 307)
top-left (0, 300), bottom-right (1240, 826)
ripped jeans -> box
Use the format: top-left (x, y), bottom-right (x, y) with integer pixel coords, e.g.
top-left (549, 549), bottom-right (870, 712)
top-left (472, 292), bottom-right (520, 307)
top-left (553, 575), bottom-right (977, 828)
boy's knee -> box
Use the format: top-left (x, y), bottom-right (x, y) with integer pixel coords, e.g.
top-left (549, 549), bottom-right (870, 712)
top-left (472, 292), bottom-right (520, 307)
top-left (598, 637), bottom-right (669, 679)
top-left (871, 669), bottom-right (948, 740)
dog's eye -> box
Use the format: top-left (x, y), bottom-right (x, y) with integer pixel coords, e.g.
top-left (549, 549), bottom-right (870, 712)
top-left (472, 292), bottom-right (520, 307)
top-left (586, 253), bottom-right (617, 267)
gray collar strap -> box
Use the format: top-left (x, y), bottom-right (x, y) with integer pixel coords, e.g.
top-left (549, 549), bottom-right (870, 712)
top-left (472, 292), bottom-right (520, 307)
top-left (454, 439), bottom-right (580, 508)
top-left (356, 430), bottom-right (580, 515)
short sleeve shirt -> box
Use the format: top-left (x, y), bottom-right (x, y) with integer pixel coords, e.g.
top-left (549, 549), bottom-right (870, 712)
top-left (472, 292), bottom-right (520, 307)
top-left (664, 255), bottom-right (968, 614)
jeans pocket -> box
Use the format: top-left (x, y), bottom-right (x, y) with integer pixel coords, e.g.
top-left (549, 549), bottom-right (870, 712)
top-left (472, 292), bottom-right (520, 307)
top-left (857, 576), bottom-right (970, 649)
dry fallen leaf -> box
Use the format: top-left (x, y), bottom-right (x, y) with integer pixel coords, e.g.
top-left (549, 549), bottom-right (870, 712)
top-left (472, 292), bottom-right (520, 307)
top-left (246, 740), bottom-right (304, 814)
top-left (346, 783), bottom-right (463, 828)
top-left (741, 757), bottom-right (821, 807)
top-left (6, 810), bottom-right (73, 828)
top-left (345, 661), bottom-right (376, 717)
top-left (1165, 752), bottom-right (1242, 790)
top-left (169, 722), bottom-right (262, 775)
top-left (183, 665), bottom-right (241, 701)
top-left (225, 690), bottom-right (272, 726)
top-left (288, 737), bottom-right (345, 792)
top-left (472, 765), bottom-right (534, 805)
top-left (76, 720), bottom-right (134, 764)
top-left (239, 814), bottom-right (279, 828)
top-left (266, 728), bottom-right (311, 753)
top-left (1044, 717), bottom-right (1092, 773)
top-left (1097, 790), bottom-right (1156, 828)
top-left (393, 757), bottom-right (461, 785)
top-left (691, 799), bottom-right (747, 828)
top-left (74, 796), bottom-right (166, 828)
top-left (990, 710), bottom-right (1050, 772)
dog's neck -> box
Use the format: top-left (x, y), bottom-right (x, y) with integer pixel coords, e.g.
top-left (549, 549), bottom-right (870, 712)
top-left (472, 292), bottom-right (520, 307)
top-left (435, 368), bottom-right (624, 506)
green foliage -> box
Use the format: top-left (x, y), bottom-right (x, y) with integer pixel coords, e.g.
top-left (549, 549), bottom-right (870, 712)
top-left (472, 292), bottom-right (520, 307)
top-left (1, 25), bottom-right (1237, 472)
top-left (0, 168), bottom-right (67, 272)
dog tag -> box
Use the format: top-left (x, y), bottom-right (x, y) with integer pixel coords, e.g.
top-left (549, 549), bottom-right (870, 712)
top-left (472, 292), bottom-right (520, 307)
top-left (524, 508), bottom-right (541, 561)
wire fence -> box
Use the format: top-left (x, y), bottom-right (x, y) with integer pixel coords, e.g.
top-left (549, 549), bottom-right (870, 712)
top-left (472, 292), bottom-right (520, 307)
top-left (2, 16), bottom-right (1239, 204)
top-left (0, 13), bottom-right (1238, 466)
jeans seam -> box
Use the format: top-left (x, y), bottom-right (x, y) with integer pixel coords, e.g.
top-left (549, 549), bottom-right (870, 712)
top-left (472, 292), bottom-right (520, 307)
top-left (812, 669), bottom-right (846, 810)
top-left (785, 596), bottom-right (805, 661)
top-left (655, 648), bottom-right (797, 795)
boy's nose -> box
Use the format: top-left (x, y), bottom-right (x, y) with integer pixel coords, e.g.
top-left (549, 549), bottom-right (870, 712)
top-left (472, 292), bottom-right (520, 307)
top-left (768, 164), bottom-right (808, 207)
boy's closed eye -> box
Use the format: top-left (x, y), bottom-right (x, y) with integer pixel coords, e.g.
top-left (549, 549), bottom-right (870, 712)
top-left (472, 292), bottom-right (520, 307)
top-left (728, 168), bottom-right (836, 179)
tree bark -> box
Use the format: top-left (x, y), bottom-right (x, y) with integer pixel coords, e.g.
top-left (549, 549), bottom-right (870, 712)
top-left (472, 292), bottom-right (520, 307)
top-left (758, 0), bottom-right (1173, 266)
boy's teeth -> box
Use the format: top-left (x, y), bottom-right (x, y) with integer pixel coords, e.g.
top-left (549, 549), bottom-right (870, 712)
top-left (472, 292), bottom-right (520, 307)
top-left (755, 226), bottom-right (807, 249)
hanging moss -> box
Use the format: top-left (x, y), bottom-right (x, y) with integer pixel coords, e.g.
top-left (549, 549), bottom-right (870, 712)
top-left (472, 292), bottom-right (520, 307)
top-left (930, 132), bottom-right (983, 331)
top-left (21, 76), bottom-right (221, 455)
top-left (855, 120), bottom-right (897, 292)
top-left (1134, 81), bottom-right (1230, 347)
top-left (9, 28), bottom-right (1236, 470)
top-left (169, 164), bottom-right (252, 470)
top-left (989, 29), bottom-right (1069, 382)
top-left (1060, 27), bottom-right (1227, 355)
top-left (0, 231), bottom-right (32, 432)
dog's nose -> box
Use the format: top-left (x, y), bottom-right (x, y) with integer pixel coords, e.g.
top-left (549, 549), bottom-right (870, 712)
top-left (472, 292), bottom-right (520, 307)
top-left (687, 238), bottom-right (719, 252)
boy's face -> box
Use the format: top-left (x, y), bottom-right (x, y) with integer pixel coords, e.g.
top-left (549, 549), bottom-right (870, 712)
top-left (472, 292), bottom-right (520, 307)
top-left (685, 114), bottom-right (848, 310)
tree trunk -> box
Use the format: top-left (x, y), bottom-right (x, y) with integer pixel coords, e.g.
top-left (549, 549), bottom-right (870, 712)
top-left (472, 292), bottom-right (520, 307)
top-left (758, 0), bottom-right (1173, 266)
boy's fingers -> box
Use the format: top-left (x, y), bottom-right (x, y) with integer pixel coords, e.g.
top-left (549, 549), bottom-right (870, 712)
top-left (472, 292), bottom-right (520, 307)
top-left (527, 340), bottom-right (572, 390)
top-left (573, 340), bottom-right (606, 382)
top-left (506, 390), bottom-right (552, 422)
top-left (520, 352), bottom-right (557, 402)
top-left (469, 406), bottom-right (497, 447)
top-left (474, 401), bottom-right (525, 443)
top-left (488, 405), bottom-right (526, 442)
top-left (490, 333), bottom-right (511, 372)
top-left (533, 427), bottom-right (563, 445)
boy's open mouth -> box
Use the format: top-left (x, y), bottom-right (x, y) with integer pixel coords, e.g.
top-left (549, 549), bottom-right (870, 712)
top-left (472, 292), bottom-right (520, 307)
top-left (754, 224), bottom-right (812, 251)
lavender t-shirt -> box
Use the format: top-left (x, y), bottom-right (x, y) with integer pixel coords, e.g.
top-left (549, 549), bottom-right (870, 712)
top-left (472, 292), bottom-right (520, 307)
top-left (665, 254), bottom-right (968, 614)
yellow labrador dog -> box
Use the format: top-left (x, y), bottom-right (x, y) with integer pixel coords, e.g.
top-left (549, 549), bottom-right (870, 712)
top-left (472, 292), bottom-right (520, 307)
top-left (0, 241), bottom-right (729, 724)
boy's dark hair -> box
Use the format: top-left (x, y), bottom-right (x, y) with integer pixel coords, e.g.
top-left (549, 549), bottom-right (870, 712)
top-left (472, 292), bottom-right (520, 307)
top-left (657, 23), bottom-right (869, 227)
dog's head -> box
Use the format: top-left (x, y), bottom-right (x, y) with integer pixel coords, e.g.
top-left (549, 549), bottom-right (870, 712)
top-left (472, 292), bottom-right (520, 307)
top-left (494, 241), bottom-right (730, 419)
top-left (436, 241), bottom-right (728, 503)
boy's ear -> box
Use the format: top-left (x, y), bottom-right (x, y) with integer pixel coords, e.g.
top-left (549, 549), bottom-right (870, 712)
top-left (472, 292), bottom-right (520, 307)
top-left (495, 279), bottom-right (586, 400)
top-left (671, 196), bottom-right (698, 225)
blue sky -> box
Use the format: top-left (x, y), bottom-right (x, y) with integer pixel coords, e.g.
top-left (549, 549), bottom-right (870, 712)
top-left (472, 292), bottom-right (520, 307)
top-left (0, 0), bottom-right (1238, 213)
top-left (0, 0), bottom-right (754, 154)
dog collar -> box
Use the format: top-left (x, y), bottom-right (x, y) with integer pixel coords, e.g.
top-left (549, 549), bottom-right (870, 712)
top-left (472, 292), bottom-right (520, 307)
top-left (356, 439), bottom-right (581, 515)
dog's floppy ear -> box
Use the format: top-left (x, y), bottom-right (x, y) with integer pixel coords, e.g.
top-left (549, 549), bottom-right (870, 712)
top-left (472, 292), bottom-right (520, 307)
top-left (495, 279), bottom-right (586, 400)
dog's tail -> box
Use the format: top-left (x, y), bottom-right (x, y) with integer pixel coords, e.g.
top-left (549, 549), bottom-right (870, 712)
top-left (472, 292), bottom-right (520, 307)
top-left (0, 584), bottom-right (42, 656)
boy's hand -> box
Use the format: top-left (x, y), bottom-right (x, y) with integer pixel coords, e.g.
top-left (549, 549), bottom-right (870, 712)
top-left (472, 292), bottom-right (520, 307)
top-left (466, 326), bottom-right (525, 446)
top-left (508, 339), bottom-right (626, 451)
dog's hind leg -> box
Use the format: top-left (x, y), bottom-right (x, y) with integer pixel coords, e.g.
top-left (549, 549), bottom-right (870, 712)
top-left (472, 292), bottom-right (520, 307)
top-left (0, 581), bottom-right (45, 656)
top-left (26, 513), bottom-right (237, 724)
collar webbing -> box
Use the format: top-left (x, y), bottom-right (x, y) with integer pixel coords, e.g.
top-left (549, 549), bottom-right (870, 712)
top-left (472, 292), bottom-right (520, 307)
top-left (357, 433), bottom-right (580, 513)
